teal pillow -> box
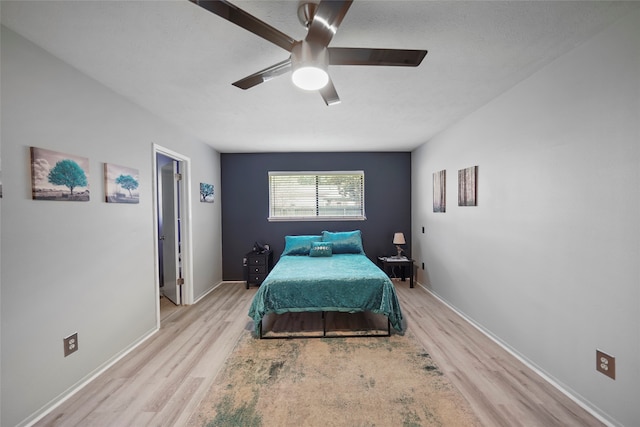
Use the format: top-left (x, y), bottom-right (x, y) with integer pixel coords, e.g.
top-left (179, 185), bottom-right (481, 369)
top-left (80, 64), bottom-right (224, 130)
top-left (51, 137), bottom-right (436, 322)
top-left (282, 235), bottom-right (322, 256)
top-left (321, 230), bottom-right (365, 254)
top-left (309, 241), bottom-right (333, 257)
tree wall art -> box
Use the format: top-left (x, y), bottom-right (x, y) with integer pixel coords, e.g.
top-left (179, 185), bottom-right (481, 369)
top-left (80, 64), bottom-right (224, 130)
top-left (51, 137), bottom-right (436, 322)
top-left (200, 182), bottom-right (214, 203)
top-left (104, 163), bottom-right (140, 204)
top-left (458, 165), bottom-right (478, 206)
top-left (30, 147), bottom-right (90, 201)
top-left (433, 169), bottom-right (446, 212)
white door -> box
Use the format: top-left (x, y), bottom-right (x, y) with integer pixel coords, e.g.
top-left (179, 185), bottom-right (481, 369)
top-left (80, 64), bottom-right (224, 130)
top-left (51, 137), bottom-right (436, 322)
top-left (160, 160), bottom-right (181, 305)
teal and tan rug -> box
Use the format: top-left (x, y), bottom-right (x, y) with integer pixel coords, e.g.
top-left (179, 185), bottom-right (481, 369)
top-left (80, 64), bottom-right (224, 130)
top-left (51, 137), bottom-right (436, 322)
top-left (188, 323), bottom-right (481, 426)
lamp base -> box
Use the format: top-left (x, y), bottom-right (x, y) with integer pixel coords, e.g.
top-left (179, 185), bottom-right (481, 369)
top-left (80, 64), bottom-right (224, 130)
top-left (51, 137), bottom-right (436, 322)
top-left (392, 246), bottom-right (405, 259)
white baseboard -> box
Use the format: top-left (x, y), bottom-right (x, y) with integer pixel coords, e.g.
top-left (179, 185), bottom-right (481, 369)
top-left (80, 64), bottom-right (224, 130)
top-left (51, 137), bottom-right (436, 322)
top-left (193, 281), bottom-right (247, 303)
top-left (192, 280), bottom-right (227, 304)
top-left (414, 281), bottom-right (617, 427)
top-left (21, 327), bottom-right (159, 427)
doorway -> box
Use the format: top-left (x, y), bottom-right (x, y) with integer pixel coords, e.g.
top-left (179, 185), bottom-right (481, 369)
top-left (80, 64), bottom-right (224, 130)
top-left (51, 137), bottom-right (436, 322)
top-left (153, 144), bottom-right (193, 325)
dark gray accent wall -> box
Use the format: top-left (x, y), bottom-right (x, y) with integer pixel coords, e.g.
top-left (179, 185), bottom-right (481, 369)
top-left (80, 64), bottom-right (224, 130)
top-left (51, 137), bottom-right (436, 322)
top-left (221, 152), bottom-right (411, 280)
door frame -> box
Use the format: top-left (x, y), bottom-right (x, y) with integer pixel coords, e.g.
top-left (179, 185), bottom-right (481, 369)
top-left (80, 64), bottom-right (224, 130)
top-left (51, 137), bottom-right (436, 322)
top-left (152, 143), bottom-right (194, 326)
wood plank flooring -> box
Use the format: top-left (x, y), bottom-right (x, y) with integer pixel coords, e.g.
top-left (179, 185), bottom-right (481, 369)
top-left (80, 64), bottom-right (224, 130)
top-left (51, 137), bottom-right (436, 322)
top-left (395, 282), bottom-right (605, 427)
top-left (35, 280), bottom-right (604, 427)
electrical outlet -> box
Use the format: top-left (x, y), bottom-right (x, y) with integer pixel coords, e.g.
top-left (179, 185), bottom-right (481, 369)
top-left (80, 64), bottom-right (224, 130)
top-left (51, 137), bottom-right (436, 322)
top-left (64, 333), bottom-right (78, 357)
top-left (596, 349), bottom-right (615, 380)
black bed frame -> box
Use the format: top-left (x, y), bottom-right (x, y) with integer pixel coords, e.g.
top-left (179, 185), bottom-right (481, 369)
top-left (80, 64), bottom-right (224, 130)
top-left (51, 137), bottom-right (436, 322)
top-left (257, 311), bottom-right (391, 339)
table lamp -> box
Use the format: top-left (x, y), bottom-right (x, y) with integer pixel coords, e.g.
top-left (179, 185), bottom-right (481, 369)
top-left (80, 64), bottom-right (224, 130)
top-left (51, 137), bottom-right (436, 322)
top-left (393, 232), bottom-right (406, 258)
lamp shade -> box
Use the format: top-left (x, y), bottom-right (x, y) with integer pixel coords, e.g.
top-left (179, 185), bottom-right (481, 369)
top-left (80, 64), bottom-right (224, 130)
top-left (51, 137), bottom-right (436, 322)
top-left (393, 232), bottom-right (406, 245)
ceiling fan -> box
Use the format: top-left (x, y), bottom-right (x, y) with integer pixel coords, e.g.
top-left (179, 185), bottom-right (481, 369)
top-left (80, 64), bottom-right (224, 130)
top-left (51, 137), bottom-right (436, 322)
top-left (190, 0), bottom-right (428, 105)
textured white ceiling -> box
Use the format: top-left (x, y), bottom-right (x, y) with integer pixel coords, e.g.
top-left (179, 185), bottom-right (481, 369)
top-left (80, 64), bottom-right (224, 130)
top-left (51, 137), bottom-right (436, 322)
top-left (2, 1), bottom-right (637, 152)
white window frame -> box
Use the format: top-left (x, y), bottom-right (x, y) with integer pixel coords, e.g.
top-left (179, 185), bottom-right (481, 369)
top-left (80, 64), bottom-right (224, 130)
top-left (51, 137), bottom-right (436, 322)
top-left (268, 171), bottom-right (366, 222)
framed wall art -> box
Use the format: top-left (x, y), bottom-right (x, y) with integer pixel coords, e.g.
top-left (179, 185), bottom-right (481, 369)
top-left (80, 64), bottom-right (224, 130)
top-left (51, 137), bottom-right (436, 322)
top-left (458, 165), bottom-right (478, 206)
top-left (30, 147), bottom-right (90, 201)
top-left (200, 182), bottom-right (214, 203)
top-left (104, 163), bottom-right (139, 203)
top-left (433, 169), bottom-right (446, 212)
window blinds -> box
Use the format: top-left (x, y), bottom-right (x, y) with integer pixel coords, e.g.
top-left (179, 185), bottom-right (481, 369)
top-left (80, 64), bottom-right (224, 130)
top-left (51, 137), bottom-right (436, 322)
top-left (268, 171), bottom-right (365, 221)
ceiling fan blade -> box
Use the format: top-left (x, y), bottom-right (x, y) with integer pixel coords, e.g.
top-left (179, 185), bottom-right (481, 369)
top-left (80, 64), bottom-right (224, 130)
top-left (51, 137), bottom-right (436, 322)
top-left (305, 0), bottom-right (353, 47)
top-left (191, 0), bottom-right (296, 52)
top-left (232, 59), bottom-right (292, 90)
top-left (329, 47), bottom-right (428, 66)
top-left (319, 78), bottom-right (341, 106)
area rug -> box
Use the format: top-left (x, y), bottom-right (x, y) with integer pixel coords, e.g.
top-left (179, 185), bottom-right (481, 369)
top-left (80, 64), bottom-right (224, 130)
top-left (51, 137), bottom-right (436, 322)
top-left (188, 328), bottom-right (481, 427)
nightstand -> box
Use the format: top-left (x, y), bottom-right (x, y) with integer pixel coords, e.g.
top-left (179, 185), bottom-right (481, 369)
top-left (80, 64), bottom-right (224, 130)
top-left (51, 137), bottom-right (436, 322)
top-left (377, 256), bottom-right (415, 288)
top-left (244, 250), bottom-right (273, 289)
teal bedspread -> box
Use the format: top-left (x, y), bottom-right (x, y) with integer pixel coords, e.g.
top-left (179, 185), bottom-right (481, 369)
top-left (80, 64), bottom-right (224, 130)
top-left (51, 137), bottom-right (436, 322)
top-left (248, 254), bottom-right (404, 334)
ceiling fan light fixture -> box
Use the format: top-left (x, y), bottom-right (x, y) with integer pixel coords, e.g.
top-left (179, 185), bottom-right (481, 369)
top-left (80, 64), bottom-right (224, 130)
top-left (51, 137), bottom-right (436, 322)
top-left (292, 66), bottom-right (329, 91)
top-left (291, 41), bottom-right (329, 91)
top-left (195, 1), bottom-right (428, 104)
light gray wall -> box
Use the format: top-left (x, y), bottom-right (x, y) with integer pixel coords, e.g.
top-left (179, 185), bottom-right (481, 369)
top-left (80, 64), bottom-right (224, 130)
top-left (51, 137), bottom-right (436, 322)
top-left (191, 142), bottom-right (223, 301)
top-left (412, 10), bottom-right (639, 427)
top-left (0, 27), bottom-right (222, 426)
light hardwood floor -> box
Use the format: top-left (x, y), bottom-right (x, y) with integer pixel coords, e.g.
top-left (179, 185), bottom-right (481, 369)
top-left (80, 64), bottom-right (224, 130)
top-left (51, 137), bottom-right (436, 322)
top-left (35, 281), bottom-right (604, 426)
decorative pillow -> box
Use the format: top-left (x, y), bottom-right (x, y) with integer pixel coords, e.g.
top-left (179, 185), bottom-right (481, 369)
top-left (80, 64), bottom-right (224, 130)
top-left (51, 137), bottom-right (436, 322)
top-left (321, 230), bottom-right (365, 254)
top-left (282, 235), bottom-right (322, 256)
top-left (309, 241), bottom-right (333, 257)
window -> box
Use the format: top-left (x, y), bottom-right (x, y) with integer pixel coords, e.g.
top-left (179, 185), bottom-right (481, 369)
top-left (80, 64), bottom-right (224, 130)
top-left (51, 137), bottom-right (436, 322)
top-left (268, 171), bottom-right (366, 221)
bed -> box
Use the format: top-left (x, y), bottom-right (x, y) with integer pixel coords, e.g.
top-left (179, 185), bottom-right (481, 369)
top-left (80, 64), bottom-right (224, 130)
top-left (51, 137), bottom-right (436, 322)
top-left (248, 230), bottom-right (404, 338)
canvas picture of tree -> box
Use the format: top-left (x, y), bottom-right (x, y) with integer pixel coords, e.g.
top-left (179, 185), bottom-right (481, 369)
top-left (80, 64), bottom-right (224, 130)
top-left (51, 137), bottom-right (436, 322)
top-left (200, 182), bottom-right (214, 203)
top-left (30, 147), bottom-right (90, 201)
top-left (458, 165), bottom-right (478, 206)
top-left (104, 163), bottom-right (140, 204)
top-left (433, 169), bottom-right (446, 212)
